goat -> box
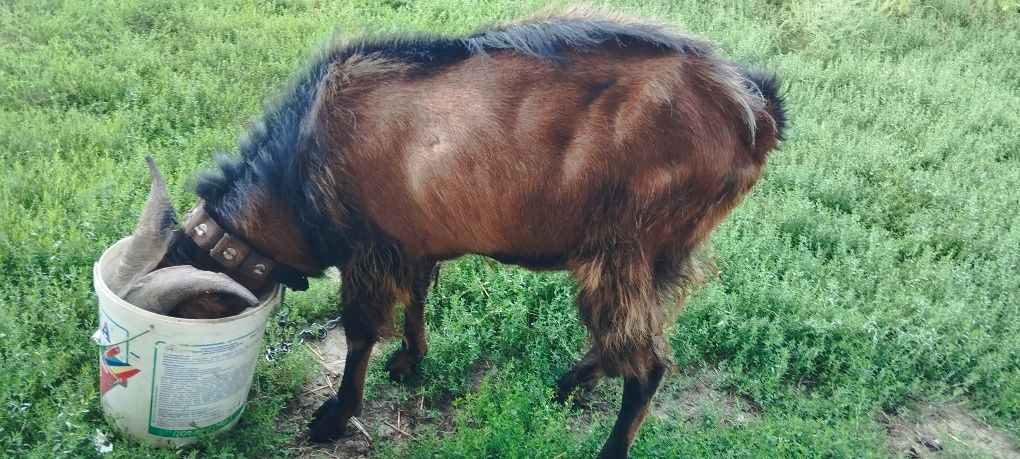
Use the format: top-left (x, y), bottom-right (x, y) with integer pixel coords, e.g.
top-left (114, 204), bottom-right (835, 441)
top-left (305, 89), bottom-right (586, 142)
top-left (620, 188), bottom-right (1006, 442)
top-left (185, 11), bottom-right (785, 457)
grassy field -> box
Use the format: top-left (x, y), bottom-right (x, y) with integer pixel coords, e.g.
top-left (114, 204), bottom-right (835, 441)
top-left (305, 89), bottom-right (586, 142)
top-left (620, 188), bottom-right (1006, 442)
top-left (2, 0), bottom-right (1019, 457)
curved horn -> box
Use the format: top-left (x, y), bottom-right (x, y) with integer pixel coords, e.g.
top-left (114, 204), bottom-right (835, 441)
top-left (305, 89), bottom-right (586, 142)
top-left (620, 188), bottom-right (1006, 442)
top-left (122, 265), bottom-right (259, 315)
top-left (109, 156), bottom-right (178, 296)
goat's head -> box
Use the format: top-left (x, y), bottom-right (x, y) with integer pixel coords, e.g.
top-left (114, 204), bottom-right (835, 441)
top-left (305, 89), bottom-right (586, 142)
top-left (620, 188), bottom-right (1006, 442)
top-left (107, 157), bottom-right (259, 317)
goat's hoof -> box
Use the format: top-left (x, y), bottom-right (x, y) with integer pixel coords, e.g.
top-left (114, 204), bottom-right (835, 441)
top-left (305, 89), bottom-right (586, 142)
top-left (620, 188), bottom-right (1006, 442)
top-left (553, 389), bottom-right (571, 405)
top-left (384, 349), bottom-right (423, 383)
top-left (308, 396), bottom-right (351, 443)
top-left (553, 382), bottom-right (598, 408)
top-left (597, 437), bottom-right (630, 459)
top-left (553, 390), bottom-right (592, 409)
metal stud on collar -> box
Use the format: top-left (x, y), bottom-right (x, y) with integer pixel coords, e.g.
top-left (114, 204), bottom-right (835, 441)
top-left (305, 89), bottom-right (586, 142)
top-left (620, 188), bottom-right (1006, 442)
top-left (222, 247), bottom-right (237, 260)
top-left (195, 223), bottom-right (208, 237)
top-left (253, 263), bottom-right (266, 275)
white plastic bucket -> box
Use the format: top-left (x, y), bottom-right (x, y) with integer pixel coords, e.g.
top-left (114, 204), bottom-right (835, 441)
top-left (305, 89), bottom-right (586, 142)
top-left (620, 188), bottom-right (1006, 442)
top-left (91, 237), bottom-right (281, 447)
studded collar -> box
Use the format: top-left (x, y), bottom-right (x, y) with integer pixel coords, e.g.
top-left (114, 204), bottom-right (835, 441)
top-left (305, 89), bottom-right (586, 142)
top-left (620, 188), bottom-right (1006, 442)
top-left (177, 203), bottom-right (310, 291)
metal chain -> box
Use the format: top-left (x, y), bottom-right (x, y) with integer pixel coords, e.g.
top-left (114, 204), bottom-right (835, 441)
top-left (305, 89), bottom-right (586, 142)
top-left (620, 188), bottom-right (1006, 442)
top-left (265, 288), bottom-right (343, 362)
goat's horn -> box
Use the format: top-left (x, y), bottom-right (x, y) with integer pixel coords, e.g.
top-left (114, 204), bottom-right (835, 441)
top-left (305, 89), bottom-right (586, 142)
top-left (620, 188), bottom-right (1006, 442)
top-left (122, 265), bottom-right (259, 315)
top-left (109, 156), bottom-right (178, 296)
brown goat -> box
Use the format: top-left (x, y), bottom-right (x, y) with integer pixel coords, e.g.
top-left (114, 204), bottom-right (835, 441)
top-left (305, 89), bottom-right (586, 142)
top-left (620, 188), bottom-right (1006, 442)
top-left (189, 11), bottom-right (785, 457)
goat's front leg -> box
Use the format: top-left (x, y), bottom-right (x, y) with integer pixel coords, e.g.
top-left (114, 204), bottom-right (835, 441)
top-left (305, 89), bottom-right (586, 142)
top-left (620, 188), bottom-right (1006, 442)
top-left (308, 333), bottom-right (376, 442)
top-left (308, 269), bottom-right (398, 442)
top-left (384, 261), bottom-right (438, 382)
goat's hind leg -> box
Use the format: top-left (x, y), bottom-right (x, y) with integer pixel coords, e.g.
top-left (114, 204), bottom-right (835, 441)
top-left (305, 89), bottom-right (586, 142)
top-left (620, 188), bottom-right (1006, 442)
top-left (572, 253), bottom-right (672, 458)
top-left (601, 360), bottom-right (667, 458)
top-left (385, 261), bottom-right (438, 382)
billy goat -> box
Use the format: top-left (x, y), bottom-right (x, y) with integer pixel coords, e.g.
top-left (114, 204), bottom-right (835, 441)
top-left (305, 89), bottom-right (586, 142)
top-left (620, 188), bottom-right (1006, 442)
top-left (139, 11), bottom-right (786, 457)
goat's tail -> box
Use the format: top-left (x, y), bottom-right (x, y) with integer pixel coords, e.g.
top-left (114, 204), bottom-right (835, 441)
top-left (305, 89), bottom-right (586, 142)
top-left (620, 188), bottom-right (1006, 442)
top-left (739, 66), bottom-right (787, 159)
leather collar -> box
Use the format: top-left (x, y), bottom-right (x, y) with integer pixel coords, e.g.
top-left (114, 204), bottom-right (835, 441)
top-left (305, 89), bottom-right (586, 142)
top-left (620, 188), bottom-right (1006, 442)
top-left (178, 204), bottom-right (310, 291)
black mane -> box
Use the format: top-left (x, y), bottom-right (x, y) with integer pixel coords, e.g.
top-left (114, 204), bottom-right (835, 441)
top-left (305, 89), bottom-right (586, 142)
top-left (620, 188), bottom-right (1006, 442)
top-left (194, 15), bottom-right (718, 265)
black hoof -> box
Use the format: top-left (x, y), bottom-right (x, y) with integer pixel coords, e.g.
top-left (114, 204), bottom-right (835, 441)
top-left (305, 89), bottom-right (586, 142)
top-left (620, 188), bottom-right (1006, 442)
top-left (597, 439), bottom-right (629, 459)
top-left (554, 372), bottom-right (578, 405)
top-left (384, 349), bottom-right (424, 383)
top-left (554, 376), bottom-right (598, 407)
top-left (308, 396), bottom-right (350, 443)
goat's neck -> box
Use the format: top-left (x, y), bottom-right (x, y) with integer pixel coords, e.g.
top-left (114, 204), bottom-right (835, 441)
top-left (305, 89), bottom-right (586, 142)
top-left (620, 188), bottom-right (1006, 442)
top-left (208, 190), bottom-right (324, 276)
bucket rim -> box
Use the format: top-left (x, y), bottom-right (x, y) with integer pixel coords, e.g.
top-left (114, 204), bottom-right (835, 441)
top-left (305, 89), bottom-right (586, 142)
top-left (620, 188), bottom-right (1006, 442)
top-left (94, 237), bottom-right (281, 325)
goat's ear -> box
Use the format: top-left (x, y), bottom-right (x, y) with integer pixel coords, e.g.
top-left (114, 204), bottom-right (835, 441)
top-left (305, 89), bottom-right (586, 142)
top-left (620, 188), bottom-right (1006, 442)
top-left (109, 156), bottom-right (178, 296)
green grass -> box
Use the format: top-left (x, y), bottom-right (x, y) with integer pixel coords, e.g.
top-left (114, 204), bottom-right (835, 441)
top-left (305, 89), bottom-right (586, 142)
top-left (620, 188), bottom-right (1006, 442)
top-left (2, 0), bottom-right (1019, 457)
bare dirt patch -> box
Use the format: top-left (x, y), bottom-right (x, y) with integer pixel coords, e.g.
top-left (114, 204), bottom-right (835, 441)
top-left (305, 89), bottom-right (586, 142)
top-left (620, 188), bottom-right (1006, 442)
top-left (275, 327), bottom-right (754, 458)
top-left (563, 368), bottom-right (756, 435)
top-left (278, 328), bottom-right (429, 459)
top-left (881, 403), bottom-right (1020, 458)
top-left (650, 369), bottom-right (756, 426)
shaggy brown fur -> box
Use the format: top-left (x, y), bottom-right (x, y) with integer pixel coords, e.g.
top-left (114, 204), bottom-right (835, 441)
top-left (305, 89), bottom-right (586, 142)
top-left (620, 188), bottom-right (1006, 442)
top-left (194, 10), bottom-right (785, 457)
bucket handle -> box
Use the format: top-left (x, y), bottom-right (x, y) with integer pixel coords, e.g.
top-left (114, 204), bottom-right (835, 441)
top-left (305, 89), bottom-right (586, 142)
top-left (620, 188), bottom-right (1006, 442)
top-left (90, 324), bottom-right (154, 348)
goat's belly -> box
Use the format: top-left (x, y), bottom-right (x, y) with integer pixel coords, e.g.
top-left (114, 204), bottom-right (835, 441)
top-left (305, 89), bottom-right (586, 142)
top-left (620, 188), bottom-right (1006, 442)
top-left (482, 251), bottom-right (569, 271)
top-left (411, 207), bottom-right (583, 264)
top-left (369, 177), bottom-right (585, 262)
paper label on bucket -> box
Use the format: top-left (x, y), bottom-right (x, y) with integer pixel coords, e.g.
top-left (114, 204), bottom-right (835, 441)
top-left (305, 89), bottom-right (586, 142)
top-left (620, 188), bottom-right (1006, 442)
top-left (147, 327), bottom-right (263, 437)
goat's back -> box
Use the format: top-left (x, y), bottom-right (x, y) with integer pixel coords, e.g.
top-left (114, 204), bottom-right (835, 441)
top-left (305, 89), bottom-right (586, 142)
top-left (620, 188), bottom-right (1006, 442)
top-left (312, 44), bottom-right (781, 266)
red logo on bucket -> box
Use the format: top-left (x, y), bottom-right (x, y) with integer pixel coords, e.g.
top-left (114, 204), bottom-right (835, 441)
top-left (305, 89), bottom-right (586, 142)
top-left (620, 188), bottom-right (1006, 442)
top-left (99, 346), bottom-right (140, 395)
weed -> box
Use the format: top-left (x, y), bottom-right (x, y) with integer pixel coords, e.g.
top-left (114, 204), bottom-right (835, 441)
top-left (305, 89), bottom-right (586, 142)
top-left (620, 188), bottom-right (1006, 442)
top-left (1, 0), bottom-right (1018, 457)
